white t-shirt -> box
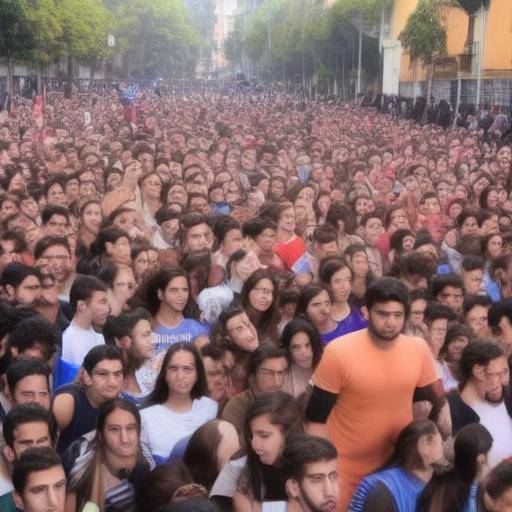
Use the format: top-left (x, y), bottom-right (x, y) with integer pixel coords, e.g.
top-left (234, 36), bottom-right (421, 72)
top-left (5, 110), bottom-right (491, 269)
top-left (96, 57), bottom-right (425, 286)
top-left (62, 322), bottom-right (105, 365)
top-left (472, 399), bottom-right (512, 467)
top-left (141, 397), bottom-right (218, 461)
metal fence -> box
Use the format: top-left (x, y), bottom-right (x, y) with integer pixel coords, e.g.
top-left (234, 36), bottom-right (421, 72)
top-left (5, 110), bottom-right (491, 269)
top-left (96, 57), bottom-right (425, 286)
top-left (399, 78), bottom-right (512, 113)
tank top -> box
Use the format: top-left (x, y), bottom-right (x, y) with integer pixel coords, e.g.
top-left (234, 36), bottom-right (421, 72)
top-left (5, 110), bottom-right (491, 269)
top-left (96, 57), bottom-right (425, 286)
top-left (55, 384), bottom-right (98, 455)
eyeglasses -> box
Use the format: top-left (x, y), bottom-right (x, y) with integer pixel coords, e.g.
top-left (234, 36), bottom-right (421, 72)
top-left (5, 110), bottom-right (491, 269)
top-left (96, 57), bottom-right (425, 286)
top-left (257, 367), bottom-right (289, 379)
top-left (485, 368), bottom-right (509, 381)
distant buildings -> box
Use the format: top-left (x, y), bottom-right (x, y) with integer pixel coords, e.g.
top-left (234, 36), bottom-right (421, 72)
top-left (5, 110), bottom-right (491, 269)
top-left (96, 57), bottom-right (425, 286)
top-left (382, 0), bottom-right (512, 106)
top-left (211, 0), bottom-right (239, 74)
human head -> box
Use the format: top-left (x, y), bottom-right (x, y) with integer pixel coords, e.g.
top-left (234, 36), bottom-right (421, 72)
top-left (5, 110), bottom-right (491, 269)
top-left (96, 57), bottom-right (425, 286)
top-left (103, 308), bottom-right (155, 372)
top-left (489, 299), bottom-right (512, 350)
top-left (280, 317), bottom-right (323, 370)
top-left (94, 227), bottom-right (131, 266)
top-left (439, 323), bottom-right (473, 363)
top-left (212, 216), bottom-right (242, 257)
top-left (136, 462), bottom-right (195, 512)
top-left (244, 392), bottom-right (303, 500)
top-left (182, 419), bottom-right (240, 490)
top-left (387, 419), bottom-right (443, 472)
top-left (149, 342), bottom-right (207, 405)
top-left (82, 345), bottom-right (124, 403)
top-left (344, 244), bottom-right (370, 279)
top-left (3, 404), bottom-right (56, 463)
top-left (361, 212), bottom-right (384, 247)
top-left (423, 302), bottom-right (458, 358)
top-left (33, 237), bottom-right (73, 286)
top-left (41, 205), bottom-right (69, 238)
top-left (247, 342), bottom-right (289, 396)
top-left (408, 288), bottom-right (429, 330)
top-left (8, 316), bottom-right (59, 363)
top-left (311, 226), bottom-right (339, 260)
top-left (461, 256), bottom-right (485, 295)
top-left (0, 263), bottom-right (42, 306)
top-left (459, 340), bottom-right (508, 403)
top-left (141, 267), bottom-right (197, 318)
top-left (463, 295), bottom-right (492, 339)
top-left (199, 343), bottom-right (230, 404)
top-left (6, 358), bottom-right (51, 410)
top-left (364, 277), bottom-right (409, 341)
top-left (240, 269), bottom-right (280, 328)
top-left (180, 213), bottom-right (213, 254)
top-left (214, 306), bottom-right (259, 353)
top-left (95, 398), bottom-right (141, 462)
top-left (69, 274), bottom-right (110, 328)
top-left (454, 423), bottom-right (493, 484)
top-left (484, 459), bottom-right (512, 512)
top-left (295, 283), bottom-right (332, 331)
top-left (12, 447), bottom-right (66, 512)
top-left (282, 434), bottom-right (338, 512)
top-left (431, 274), bottom-right (465, 315)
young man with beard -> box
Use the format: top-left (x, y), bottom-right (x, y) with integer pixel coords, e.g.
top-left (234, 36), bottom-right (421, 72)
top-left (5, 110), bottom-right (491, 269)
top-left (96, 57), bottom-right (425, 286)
top-left (447, 340), bottom-right (512, 467)
top-left (278, 434), bottom-right (339, 512)
top-left (305, 277), bottom-right (441, 510)
top-left (103, 308), bottom-right (156, 402)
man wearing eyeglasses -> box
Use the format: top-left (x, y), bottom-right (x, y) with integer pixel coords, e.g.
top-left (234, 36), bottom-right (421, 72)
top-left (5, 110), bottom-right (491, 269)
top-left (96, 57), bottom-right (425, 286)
top-left (447, 339), bottom-right (512, 468)
top-left (221, 342), bottom-right (289, 445)
top-left (33, 237), bottom-right (75, 303)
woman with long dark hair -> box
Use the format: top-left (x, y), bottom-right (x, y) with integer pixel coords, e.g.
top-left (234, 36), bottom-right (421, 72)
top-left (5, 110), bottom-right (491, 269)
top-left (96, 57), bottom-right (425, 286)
top-left (139, 267), bottom-right (205, 356)
top-left (417, 423), bottom-right (492, 512)
top-left (64, 398), bottom-right (153, 512)
top-left (349, 420), bottom-right (444, 512)
top-left (233, 392), bottom-right (304, 511)
top-left (140, 342), bottom-right (218, 465)
top-left (280, 316), bottom-right (322, 398)
top-left (240, 268), bottom-right (281, 342)
top-left (183, 419), bottom-right (240, 491)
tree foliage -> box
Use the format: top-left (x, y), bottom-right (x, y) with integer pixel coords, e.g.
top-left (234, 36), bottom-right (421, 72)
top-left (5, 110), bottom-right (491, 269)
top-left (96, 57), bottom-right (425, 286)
top-left (0, 0), bottom-right (202, 79)
top-left (225, 0), bottom-right (388, 90)
top-left (399, 0), bottom-right (447, 65)
top-left (0, 0), bottom-right (36, 61)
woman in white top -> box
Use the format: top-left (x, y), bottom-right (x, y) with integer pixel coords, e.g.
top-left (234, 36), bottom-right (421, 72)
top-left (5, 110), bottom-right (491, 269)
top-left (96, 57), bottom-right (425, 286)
top-left (141, 342), bottom-right (218, 465)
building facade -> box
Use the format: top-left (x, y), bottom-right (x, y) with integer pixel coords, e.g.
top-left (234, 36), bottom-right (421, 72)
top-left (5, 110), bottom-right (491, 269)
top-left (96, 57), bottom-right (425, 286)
top-left (382, 0), bottom-right (512, 107)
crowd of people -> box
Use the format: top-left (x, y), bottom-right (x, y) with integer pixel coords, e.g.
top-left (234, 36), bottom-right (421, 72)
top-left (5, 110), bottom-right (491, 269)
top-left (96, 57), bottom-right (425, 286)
top-left (1, 83), bottom-right (512, 512)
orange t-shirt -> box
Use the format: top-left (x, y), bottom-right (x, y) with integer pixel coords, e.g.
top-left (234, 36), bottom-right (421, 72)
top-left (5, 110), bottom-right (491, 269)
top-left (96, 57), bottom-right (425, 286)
top-left (313, 329), bottom-right (436, 511)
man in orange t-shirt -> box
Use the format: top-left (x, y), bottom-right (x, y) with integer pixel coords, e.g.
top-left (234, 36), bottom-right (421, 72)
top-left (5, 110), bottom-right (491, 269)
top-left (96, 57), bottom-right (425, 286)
top-left (305, 277), bottom-right (441, 511)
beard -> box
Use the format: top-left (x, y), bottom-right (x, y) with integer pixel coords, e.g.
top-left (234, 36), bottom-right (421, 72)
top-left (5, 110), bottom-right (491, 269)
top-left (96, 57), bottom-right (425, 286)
top-left (485, 386), bottom-right (505, 404)
top-left (298, 484), bottom-right (337, 512)
top-left (368, 319), bottom-right (402, 341)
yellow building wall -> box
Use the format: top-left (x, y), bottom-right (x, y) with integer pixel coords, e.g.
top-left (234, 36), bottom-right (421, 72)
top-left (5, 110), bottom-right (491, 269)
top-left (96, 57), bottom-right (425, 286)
top-left (393, 1), bottom-right (468, 83)
top-left (482, 0), bottom-right (512, 71)
top-left (391, 0), bottom-right (419, 39)
top-left (443, 7), bottom-right (468, 56)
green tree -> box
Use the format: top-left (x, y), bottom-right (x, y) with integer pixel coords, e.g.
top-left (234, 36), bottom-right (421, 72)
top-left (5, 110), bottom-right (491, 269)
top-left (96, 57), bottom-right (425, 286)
top-left (105, 0), bottom-right (201, 78)
top-left (0, 0), bottom-right (34, 95)
top-left (399, 0), bottom-right (447, 102)
top-left (56, 0), bottom-right (117, 80)
top-left (22, 0), bottom-right (63, 92)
